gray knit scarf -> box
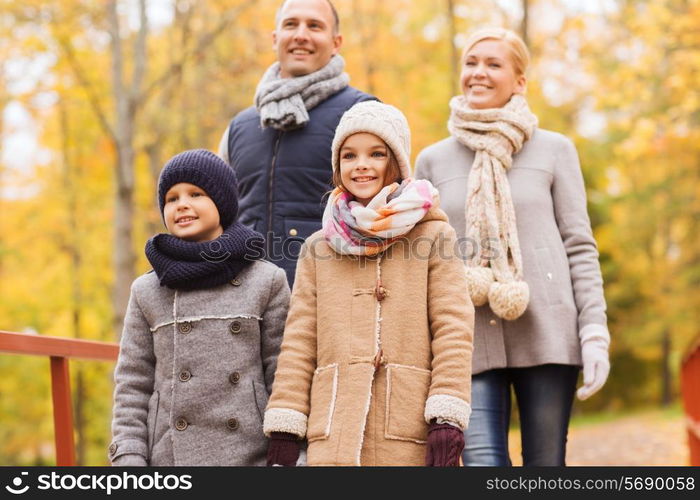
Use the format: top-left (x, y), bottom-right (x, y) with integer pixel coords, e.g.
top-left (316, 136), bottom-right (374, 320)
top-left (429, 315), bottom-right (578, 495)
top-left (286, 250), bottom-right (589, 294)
top-left (448, 94), bottom-right (538, 320)
top-left (254, 55), bottom-right (349, 130)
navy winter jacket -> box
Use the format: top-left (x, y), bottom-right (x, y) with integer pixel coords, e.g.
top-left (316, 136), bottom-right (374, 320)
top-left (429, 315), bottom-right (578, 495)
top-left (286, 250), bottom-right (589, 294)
top-left (226, 86), bottom-right (374, 287)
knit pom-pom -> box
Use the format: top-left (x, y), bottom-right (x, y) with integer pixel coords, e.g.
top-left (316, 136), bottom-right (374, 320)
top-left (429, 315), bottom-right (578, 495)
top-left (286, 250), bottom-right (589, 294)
top-left (488, 280), bottom-right (529, 320)
top-left (464, 266), bottom-right (493, 307)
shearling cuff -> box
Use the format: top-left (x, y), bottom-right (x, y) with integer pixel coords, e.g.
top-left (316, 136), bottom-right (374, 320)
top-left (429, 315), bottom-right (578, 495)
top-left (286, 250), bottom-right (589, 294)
top-left (579, 323), bottom-right (610, 346)
top-left (263, 408), bottom-right (308, 438)
top-left (424, 394), bottom-right (471, 430)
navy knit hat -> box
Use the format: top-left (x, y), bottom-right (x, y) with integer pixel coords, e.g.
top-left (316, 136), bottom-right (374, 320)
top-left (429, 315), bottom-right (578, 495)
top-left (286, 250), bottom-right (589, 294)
top-left (157, 149), bottom-right (238, 229)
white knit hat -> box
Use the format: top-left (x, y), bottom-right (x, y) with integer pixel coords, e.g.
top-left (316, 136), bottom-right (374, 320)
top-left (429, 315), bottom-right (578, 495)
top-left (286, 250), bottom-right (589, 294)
top-left (331, 101), bottom-right (411, 180)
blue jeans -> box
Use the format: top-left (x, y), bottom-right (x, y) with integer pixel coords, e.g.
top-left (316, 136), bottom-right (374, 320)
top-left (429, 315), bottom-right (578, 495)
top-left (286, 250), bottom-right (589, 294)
top-left (462, 364), bottom-right (579, 466)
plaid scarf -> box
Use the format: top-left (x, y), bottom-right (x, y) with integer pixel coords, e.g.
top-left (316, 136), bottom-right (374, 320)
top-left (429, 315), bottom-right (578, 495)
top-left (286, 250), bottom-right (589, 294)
top-left (322, 178), bottom-right (438, 256)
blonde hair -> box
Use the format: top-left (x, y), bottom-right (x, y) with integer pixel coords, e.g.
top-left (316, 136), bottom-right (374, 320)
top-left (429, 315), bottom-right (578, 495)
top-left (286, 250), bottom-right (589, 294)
top-left (462, 28), bottom-right (530, 77)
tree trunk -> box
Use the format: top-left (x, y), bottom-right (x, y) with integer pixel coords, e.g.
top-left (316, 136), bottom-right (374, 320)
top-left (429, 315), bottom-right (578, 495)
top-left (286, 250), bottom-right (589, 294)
top-left (108, 0), bottom-right (147, 338)
top-left (447, 0), bottom-right (459, 96)
top-left (351, 0), bottom-right (377, 96)
top-left (521, 0), bottom-right (530, 48)
top-left (660, 328), bottom-right (672, 406)
top-left (59, 99), bottom-right (86, 464)
top-left (145, 142), bottom-right (163, 237)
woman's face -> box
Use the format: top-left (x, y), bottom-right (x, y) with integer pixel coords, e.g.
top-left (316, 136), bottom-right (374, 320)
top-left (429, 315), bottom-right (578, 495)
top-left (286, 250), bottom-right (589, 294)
top-left (339, 133), bottom-right (396, 206)
top-left (460, 39), bottom-right (526, 109)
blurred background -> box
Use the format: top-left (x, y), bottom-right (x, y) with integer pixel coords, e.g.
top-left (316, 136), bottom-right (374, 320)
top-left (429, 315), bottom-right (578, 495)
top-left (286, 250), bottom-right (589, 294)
top-left (0, 0), bottom-right (698, 465)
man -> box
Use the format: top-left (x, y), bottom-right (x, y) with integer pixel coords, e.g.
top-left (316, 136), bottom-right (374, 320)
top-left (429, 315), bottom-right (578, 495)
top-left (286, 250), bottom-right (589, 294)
top-left (218, 0), bottom-right (375, 287)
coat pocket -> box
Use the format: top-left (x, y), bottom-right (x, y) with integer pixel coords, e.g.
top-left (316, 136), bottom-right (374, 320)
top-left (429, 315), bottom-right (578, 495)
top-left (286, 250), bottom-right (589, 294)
top-left (385, 364), bottom-right (431, 443)
top-left (534, 247), bottom-right (563, 305)
top-left (306, 364), bottom-right (339, 442)
top-left (146, 390), bottom-right (160, 454)
top-left (252, 380), bottom-right (269, 425)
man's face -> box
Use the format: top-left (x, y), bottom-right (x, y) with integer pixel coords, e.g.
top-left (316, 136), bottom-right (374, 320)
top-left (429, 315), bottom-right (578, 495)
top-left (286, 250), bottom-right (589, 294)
top-left (273, 0), bottom-right (342, 78)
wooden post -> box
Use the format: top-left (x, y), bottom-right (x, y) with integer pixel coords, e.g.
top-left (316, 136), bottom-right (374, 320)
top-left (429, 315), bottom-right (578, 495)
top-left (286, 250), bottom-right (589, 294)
top-left (50, 356), bottom-right (76, 466)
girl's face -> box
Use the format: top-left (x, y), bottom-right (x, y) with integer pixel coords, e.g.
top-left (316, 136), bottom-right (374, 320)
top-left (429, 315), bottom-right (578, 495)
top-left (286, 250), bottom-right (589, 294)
top-left (163, 182), bottom-right (224, 242)
top-left (460, 39), bottom-right (525, 109)
top-left (339, 133), bottom-right (397, 206)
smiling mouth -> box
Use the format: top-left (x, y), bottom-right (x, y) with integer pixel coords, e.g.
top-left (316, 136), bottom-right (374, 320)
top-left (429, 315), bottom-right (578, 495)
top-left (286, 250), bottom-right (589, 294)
top-left (469, 84), bottom-right (492, 90)
top-left (352, 176), bottom-right (377, 183)
top-left (290, 49), bottom-right (313, 55)
top-left (176, 216), bottom-right (197, 224)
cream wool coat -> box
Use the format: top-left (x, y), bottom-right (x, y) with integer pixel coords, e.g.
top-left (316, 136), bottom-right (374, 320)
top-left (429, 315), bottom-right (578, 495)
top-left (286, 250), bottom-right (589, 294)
top-left (263, 207), bottom-right (474, 466)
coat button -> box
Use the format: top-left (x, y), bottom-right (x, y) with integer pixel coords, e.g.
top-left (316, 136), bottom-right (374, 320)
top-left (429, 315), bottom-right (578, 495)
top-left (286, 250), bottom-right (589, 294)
top-left (229, 372), bottom-right (241, 384)
top-left (179, 370), bottom-right (191, 382)
top-left (230, 278), bottom-right (241, 286)
top-left (489, 319), bottom-right (497, 326)
top-left (289, 228), bottom-right (298, 236)
top-left (109, 443), bottom-right (118, 455)
top-left (227, 418), bottom-right (239, 430)
top-left (175, 417), bottom-right (188, 431)
top-left (178, 321), bottom-right (192, 334)
top-left (229, 320), bottom-right (242, 334)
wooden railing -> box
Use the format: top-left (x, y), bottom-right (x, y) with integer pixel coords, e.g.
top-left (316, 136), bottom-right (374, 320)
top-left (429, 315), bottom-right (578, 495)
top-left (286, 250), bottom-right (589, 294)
top-left (681, 333), bottom-right (700, 466)
top-left (0, 330), bottom-right (119, 466)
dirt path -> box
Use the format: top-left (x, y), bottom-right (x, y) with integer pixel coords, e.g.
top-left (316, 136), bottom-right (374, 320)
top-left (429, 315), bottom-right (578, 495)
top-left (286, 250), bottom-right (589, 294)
top-left (507, 410), bottom-right (690, 466)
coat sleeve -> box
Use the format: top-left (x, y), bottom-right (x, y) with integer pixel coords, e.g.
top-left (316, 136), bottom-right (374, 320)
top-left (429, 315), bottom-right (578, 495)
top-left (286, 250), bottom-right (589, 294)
top-left (260, 267), bottom-right (291, 393)
top-left (414, 147), bottom-right (433, 182)
top-left (109, 282), bottom-right (155, 466)
top-left (423, 224), bottom-right (475, 430)
top-left (552, 136), bottom-right (609, 342)
top-left (262, 241), bottom-right (319, 438)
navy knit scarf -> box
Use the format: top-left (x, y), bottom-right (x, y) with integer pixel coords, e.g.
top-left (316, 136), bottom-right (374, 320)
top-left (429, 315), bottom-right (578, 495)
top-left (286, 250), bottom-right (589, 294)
top-left (145, 223), bottom-right (265, 291)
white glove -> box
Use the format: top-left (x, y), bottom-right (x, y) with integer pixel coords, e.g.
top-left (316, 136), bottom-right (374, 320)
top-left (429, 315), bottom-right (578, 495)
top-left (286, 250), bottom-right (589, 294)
top-left (576, 324), bottom-right (610, 401)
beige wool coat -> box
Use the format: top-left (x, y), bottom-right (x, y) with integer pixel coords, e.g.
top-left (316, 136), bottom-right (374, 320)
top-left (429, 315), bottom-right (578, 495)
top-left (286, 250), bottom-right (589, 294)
top-left (415, 129), bottom-right (609, 375)
top-left (263, 206), bottom-right (474, 466)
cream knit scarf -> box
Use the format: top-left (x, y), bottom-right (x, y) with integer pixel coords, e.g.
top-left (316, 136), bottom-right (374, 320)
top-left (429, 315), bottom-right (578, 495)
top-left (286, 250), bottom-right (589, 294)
top-left (448, 94), bottom-right (537, 320)
top-left (254, 55), bottom-right (349, 131)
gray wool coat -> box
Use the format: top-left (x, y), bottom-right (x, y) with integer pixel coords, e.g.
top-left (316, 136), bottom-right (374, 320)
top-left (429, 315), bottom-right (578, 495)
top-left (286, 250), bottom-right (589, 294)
top-left (109, 260), bottom-right (290, 466)
top-left (415, 128), bottom-right (608, 375)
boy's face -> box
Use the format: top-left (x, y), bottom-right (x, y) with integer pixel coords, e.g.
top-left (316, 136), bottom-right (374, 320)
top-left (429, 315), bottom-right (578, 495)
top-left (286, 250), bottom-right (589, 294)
top-left (163, 183), bottom-right (223, 242)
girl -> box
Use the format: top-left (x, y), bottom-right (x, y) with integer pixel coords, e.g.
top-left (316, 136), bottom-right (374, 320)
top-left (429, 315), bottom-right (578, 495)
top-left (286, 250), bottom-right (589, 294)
top-left (262, 101), bottom-right (474, 466)
top-left (415, 28), bottom-right (610, 466)
top-left (109, 149), bottom-right (290, 466)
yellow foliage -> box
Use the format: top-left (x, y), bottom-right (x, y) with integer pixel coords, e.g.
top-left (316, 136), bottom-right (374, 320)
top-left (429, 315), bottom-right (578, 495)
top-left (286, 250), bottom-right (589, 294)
top-left (2, 0), bottom-right (699, 464)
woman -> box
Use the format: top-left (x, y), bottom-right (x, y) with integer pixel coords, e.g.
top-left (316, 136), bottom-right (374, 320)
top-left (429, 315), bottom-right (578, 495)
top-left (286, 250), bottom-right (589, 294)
top-left (415, 28), bottom-right (610, 466)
